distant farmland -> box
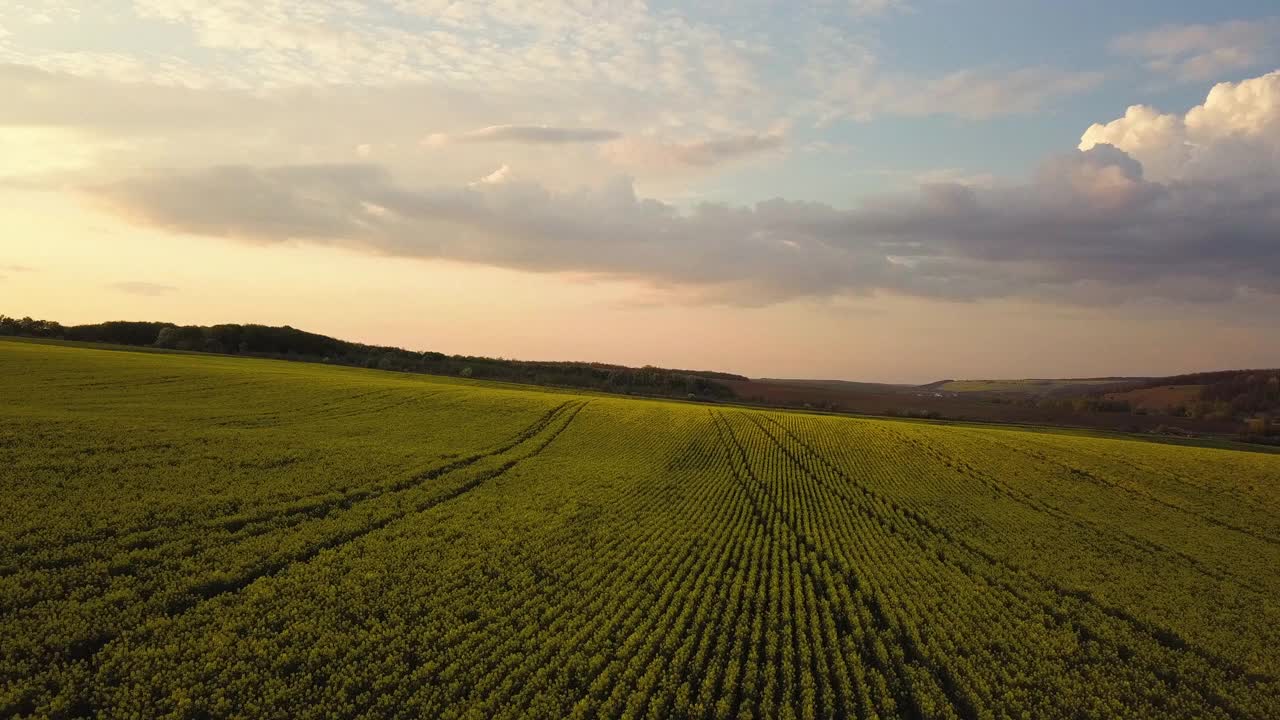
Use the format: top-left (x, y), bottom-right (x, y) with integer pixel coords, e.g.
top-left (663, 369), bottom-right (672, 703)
top-left (932, 378), bottom-right (1136, 394)
top-left (3, 339), bottom-right (1279, 719)
top-left (1105, 384), bottom-right (1206, 411)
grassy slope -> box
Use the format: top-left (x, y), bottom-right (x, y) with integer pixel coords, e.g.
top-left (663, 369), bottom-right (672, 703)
top-left (3, 339), bottom-right (1279, 718)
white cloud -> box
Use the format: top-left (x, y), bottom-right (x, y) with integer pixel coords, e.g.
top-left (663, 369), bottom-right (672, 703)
top-left (6, 5), bottom-right (1276, 310)
top-left (425, 125), bottom-right (622, 146)
top-left (1, 0), bottom-right (1099, 141)
top-left (469, 164), bottom-right (512, 187)
top-left (1186, 70), bottom-right (1280, 136)
top-left (0, 65), bottom-right (794, 189)
top-left (1076, 105), bottom-right (1190, 181)
top-left (602, 131), bottom-right (786, 173)
top-left (1112, 19), bottom-right (1279, 82)
top-left (1079, 70), bottom-right (1280, 182)
top-left (123, 0), bottom-right (772, 121)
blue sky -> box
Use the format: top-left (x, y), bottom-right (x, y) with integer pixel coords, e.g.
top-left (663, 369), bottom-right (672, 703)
top-left (680, 0), bottom-right (1280, 204)
top-left (1, 1), bottom-right (1278, 380)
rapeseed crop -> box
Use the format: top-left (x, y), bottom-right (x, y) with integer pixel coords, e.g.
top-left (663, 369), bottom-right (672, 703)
top-left (3, 339), bottom-right (1278, 719)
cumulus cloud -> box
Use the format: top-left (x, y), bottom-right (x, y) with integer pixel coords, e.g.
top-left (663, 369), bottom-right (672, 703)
top-left (1112, 19), bottom-right (1279, 82)
top-left (602, 131), bottom-right (786, 173)
top-left (1079, 70), bottom-right (1280, 182)
top-left (425, 125), bottom-right (622, 146)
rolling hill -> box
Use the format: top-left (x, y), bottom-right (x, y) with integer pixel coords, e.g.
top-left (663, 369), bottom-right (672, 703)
top-left (4, 314), bottom-right (1277, 440)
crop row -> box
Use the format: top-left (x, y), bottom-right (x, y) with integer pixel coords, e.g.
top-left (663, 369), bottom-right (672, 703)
top-left (4, 341), bottom-right (1280, 719)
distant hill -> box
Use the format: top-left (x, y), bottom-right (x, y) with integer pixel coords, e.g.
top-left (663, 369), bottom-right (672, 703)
top-left (1098, 370), bottom-right (1280, 419)
top-left (3, 312), bottom-right (1276, 441)
top-left (931, 377), bottom-right (1143, 395)
top-left (717, 369), bottom-right (1279, 442)
top-left (756, 378), bottom-right (915, 393)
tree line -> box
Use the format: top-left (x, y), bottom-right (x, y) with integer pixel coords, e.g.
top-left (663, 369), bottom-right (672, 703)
top-left (0, 315), bottom-right (740, 401)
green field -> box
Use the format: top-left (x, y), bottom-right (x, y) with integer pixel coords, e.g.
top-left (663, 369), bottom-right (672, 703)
top-left (3, 339), bottom-right (1279, 719)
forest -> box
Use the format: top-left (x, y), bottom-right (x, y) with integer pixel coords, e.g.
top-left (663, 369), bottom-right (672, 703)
top-left (0, 315), bottom-right (739, 401)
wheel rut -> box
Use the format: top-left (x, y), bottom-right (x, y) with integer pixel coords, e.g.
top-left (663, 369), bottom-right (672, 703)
top-left (4, 401), bottom-right (576, 581)
top-left (7, 400), bottom-right (592, 715)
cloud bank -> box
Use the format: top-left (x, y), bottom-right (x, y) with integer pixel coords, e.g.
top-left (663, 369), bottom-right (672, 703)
top-left (602, 131), bottom-right (786, 173)
top-left (42, 68), bottom-right (1275, 307)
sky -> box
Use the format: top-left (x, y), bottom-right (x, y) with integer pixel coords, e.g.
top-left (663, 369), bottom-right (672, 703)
top-left (2, 1), bottom-right (1278, 382)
